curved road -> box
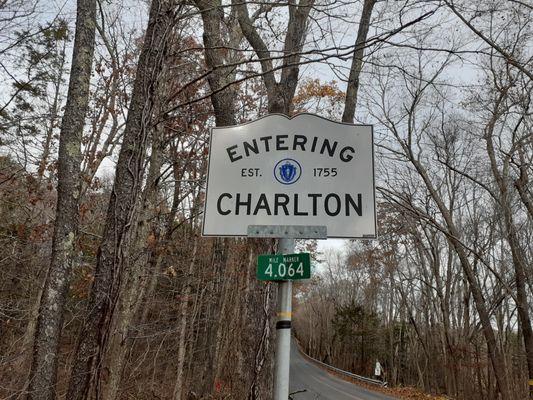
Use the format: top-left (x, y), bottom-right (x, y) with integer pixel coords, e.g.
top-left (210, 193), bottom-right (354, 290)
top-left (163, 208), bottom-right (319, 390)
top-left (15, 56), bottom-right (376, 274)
top-left (289, 342), bottom-right (397, 400)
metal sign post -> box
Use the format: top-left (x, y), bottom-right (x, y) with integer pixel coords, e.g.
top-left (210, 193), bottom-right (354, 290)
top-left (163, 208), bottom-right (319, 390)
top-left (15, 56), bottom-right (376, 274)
top-left (274, 237), bottom-right (294, 400)
top-left (248, 225), bottom-right (327, 400)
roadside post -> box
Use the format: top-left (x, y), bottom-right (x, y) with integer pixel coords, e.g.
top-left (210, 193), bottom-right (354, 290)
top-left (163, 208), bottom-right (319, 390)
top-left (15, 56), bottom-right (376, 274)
top-left (249, 226), bottom-right (326, 400)
top-left (202, 114), bottom-right (377, 400)
top-left (274, 238), bottom-right (294, 400)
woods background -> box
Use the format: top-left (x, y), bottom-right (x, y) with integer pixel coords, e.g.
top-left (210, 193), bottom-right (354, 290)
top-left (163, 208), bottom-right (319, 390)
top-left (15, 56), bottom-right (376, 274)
top-left (0, 0), bottom-right (532, 399)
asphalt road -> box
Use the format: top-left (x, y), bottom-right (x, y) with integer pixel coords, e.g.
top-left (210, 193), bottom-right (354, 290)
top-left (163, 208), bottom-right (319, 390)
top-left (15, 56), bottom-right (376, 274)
top-left (289, 341), bottom-right (397, 400)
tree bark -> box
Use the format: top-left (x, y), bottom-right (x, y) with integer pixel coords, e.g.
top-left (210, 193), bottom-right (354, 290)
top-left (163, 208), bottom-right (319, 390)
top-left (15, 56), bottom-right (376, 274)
top-left (195, 0), bottom-right (237, 127)
top-left (66, 1), bottom-right (176, 398)
top-left (188, 1), bottom-right (237, 396)
top-left (27, 0), bottom-right (96, 398)
top-left (341, 0), bottom-right (376, 123)
top-left (172, 238), bottom-right (199, 400)
top-left (99, 127), bottom-right (165, 400)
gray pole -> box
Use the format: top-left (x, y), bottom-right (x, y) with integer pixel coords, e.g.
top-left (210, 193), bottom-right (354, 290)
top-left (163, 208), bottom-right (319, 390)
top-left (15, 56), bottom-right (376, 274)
top-left (273, 237), bottom-right (294, 400)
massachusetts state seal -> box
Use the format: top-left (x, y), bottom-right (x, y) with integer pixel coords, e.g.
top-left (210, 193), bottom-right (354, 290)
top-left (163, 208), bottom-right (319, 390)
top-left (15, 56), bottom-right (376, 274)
top-left (274, 158), bottom-right (302, 185)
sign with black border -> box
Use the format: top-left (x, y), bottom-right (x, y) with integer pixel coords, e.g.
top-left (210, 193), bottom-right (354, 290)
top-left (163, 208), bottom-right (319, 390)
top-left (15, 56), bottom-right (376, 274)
top-left (202, 113), bottom-right (377, 239)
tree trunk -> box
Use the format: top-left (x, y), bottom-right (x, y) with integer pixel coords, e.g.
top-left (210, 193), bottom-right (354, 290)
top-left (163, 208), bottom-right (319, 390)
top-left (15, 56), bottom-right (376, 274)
top-left (172, 238), bottom-right (199, 400)
top-left (195, 0), bottom-right (237, 127)
top-left (27, 0), bottom-right (96, 398)
top-left (99, 128), bottom-right (165, 400)
top-left (341, 0), bottom-right (376, 123)
top-left (66, 1), bottom-right (176, 398)
top-left (190, 1), bottom-right (237, 396)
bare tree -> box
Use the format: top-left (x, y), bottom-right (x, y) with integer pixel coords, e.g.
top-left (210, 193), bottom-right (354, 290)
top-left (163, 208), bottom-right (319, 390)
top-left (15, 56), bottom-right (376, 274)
top-left (27, 0), bottom-right (97, 398)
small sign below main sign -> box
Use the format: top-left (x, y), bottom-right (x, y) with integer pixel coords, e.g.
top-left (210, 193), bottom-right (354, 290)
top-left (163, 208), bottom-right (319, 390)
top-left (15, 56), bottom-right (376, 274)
top-left (257, 253), bottom-right (311, 281)
top-left (202, 113), bottom-right (377, 239)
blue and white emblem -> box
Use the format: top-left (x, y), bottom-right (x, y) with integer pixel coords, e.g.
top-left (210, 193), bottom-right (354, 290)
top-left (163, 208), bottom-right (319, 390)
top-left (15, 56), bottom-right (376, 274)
top-left (274, 158), bottom-right (302, 185)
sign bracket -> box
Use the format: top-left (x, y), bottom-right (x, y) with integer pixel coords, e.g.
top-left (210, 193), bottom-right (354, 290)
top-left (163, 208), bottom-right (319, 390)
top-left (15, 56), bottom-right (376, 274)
top-left (247, 225), bottom-right (327, 239)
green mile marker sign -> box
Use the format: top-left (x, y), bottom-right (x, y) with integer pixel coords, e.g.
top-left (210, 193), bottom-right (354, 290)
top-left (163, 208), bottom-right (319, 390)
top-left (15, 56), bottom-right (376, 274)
top-left (257, 253), bottom-right (311, 281)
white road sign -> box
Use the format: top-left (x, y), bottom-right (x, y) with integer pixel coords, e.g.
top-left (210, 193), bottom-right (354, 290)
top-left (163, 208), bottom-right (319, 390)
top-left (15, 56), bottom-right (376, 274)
top-left (375, 361), bottom-right (382, 377)
top-left (202, 113), bottom-right (377, 238)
